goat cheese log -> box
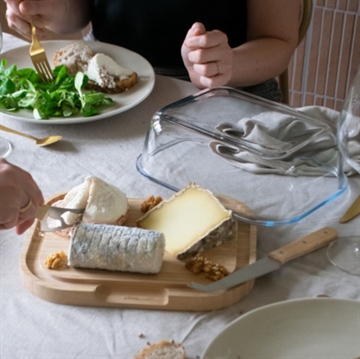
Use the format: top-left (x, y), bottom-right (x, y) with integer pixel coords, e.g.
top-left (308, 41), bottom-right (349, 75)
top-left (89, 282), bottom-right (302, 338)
top-left (68, 223), bottom-right (165, 274)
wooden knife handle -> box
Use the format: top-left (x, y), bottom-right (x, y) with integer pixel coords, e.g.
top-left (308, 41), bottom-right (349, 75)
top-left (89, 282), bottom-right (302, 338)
top-left (269, 227), bottom-right (338, 265)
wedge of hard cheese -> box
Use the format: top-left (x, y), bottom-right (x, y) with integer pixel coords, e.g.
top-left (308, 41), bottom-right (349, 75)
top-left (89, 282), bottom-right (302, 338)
top-left (137, 183), bottom-right (235, 260)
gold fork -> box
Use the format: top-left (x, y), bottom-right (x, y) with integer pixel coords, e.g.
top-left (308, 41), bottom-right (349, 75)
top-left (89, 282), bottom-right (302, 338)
top-left (29, 20), bottom-right (53, 82)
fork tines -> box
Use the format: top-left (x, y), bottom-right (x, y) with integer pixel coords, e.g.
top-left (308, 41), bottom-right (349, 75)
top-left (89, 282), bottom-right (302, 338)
top-left (29, 22), bottom-right (54, 82)
top-left (31, 54), bottom-right (54, 82)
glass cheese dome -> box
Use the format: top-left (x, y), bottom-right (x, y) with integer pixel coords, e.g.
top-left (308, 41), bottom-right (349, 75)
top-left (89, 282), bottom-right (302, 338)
top-left (137, 87), bottom-right (347, 226)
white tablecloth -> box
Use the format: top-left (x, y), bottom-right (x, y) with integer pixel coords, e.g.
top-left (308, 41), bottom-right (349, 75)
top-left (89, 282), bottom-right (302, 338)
top-left (0, 33), bottom-right (359, 359)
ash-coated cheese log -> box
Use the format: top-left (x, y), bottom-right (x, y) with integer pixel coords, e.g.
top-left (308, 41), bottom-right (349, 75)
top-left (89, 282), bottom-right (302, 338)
top-left (68, 223), bottom-right (165, 274)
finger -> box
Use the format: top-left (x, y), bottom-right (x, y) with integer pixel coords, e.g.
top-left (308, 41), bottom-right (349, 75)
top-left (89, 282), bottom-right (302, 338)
top-left (1, 214), bottom-right (20, 230)
top-left (199, 73), bottom-right (229, 89)
top-left (191, 22), bottom-right (206, 36)
top-left (185, 22), bottom-right (206, 38)
top-left (19, 0), bottom-right (48, 16)
top-left (187, 46), bottom-right (219, 65)
top-left (15, 218), bottom-right (36, 235)
top-left (186, 29), bottom-right (227, 49)
top-left (4, 0), bottom-right (23, 17)
top-left (183, 22), bottom-right (206, 48)
top-left (193, 62), bottom-right (220, 78)
top-left (18, 199), bottom-right (37, 218)
top-left (16, 167), bottom-right (44, 207)
top-left (27, 181), bottom-right (44, 207)
top-left (17, 189), bottom-right (43, 223)
top-left (20, 0), bottom-right (66, 26)
top-left (5, 9), bottom-right (32, 39)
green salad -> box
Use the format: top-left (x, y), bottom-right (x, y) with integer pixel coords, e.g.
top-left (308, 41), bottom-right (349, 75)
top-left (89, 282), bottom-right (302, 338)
top-left (0, 59), bottom-right (113, 120)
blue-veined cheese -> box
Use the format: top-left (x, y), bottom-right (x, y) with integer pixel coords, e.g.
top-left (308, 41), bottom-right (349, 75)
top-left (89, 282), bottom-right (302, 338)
top-left (137, 183), bottom-right (235, 260)
top-left (68, 223), bottom-right (165, 274)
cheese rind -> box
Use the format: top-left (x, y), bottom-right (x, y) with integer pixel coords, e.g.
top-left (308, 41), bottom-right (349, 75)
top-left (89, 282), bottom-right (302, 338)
top-left (68, 223), bottom-right (165, 274)
top-left (176, 217), bottom-right (235, 260)
top-left (137, 183), bottom-right (235, 259)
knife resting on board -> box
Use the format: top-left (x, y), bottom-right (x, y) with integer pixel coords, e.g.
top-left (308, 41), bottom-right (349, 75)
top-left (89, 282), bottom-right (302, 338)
top-left (189, 227), bottom-right (338, 292)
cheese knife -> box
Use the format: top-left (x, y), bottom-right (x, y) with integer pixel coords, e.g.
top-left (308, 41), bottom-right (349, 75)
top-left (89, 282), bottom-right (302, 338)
top-left (36, 205), bottom-right (85, 232)
top-left (188, 227), bottom-right (338, 292)
top-left (339, 195), bottom-right (360, 223)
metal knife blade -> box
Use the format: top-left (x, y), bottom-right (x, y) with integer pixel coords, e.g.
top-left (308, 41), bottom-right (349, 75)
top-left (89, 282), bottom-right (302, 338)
top-left (188, 227), bottom-right (338, 292)
top-left (339, 195), bottom-right (360, 223)
top-left (36, 205), bottom-right (84, 232)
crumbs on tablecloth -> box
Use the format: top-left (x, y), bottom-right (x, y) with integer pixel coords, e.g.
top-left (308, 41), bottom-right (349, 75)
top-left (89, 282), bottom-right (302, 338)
top-left (134, 339), bottom-right (186, 359)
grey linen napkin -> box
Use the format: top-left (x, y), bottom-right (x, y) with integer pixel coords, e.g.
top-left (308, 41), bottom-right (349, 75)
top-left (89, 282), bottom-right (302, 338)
top-left (211, 106), bottom-right (359, 176)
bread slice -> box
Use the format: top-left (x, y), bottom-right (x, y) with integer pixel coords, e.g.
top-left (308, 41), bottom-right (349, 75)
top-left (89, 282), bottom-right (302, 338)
top-left (53, 42), bottom-right (138, 93)
top-left (86, 71), bottom-right (138, 94)
top-left (134, 340), bottom-right (186, 359)
top-left (53, 41), bottom-right (94, 75)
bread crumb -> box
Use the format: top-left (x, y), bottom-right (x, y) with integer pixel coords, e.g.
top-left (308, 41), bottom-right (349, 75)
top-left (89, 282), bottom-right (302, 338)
top-left (134, 339), bottom-right (186, 359)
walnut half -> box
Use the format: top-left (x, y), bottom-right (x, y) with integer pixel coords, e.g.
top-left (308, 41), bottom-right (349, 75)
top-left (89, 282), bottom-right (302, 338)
top-left (141, 195), bottom-right (163, 213)
top-left (185, 254), bottom-right (229, 281)
top-left (44, 251), bottom-right (68, 270)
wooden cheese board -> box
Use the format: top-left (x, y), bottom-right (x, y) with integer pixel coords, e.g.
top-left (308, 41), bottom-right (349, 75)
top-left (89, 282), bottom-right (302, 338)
top-left (20, 194), bottom-right (257, 311)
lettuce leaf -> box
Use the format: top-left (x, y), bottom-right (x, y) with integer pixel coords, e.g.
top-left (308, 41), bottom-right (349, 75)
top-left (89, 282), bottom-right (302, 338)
top-left (0, 59), bottom-right (113, 120)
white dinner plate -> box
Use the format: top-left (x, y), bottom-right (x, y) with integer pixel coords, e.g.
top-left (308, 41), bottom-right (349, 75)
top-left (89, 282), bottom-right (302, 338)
top-left (0, 40), bottom-right (155, 124)
top-left (202, 298), bottom-right (360, 359)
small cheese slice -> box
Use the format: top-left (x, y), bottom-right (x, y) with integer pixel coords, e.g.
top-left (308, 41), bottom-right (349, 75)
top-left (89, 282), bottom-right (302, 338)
top-left (137, 183), bottom-right (235, 259)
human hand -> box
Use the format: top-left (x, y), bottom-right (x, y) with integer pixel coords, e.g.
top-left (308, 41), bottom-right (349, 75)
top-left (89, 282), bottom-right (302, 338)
top-left (181, 22), bottom-right (233, 89)
top-left (4, 0), bottom-right (68, 40)
top-left (0, 158), bottom-right (44, 234)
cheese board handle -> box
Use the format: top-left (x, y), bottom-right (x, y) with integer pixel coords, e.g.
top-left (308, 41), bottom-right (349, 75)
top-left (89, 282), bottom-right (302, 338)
top-left (101, 286), bottom-right (169, 307)
top-left (269, 227), bottom-right (338, 265)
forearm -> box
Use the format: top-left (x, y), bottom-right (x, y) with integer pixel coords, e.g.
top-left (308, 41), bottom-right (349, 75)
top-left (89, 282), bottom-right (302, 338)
top-left (228, 37), bottom-right (296, 87)
top-left (228, 0), bottom-right (300, 87)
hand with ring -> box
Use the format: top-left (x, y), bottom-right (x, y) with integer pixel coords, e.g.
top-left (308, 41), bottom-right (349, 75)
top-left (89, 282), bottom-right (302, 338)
top-left (181, 22), bottom-right (233, 89)
top-left (4, 0), bottom-right (70, 41)
top-left (0, 158), bottom-right (44, 234)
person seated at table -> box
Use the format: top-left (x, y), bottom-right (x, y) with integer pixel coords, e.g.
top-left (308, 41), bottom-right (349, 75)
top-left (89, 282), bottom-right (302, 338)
top-left (0, 158), bottom-right (44, 234)
top-left (4, 0), bottom-right (301, 102)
